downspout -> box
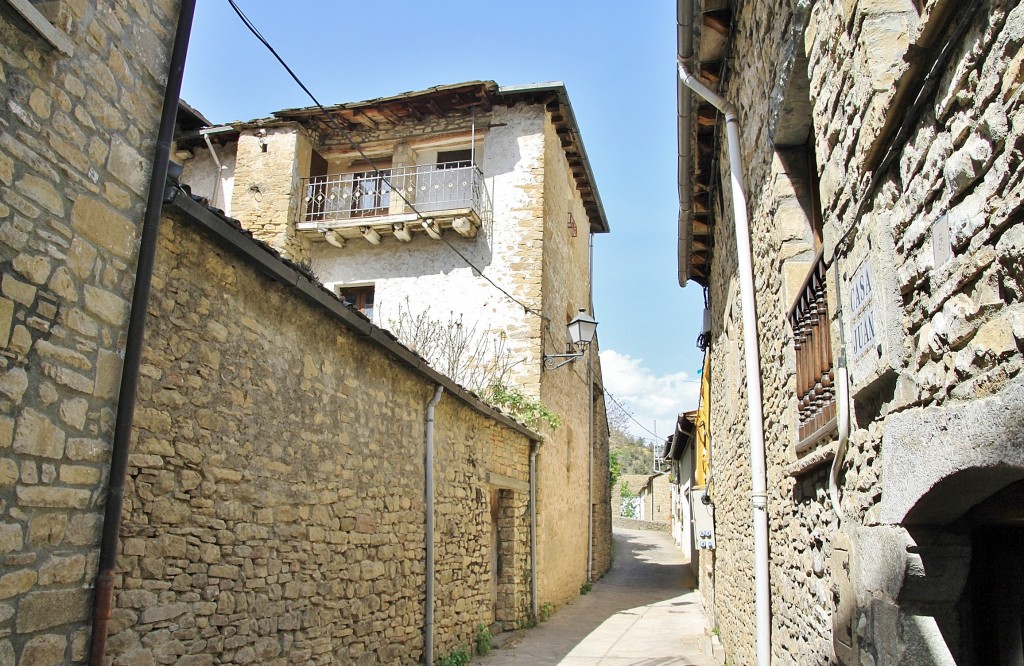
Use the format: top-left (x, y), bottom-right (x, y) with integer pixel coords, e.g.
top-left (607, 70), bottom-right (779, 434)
top-left (587, 232), bottom-right (595, 582)
top-left (424, 385), bottom-right (444, 666)
top-left (829, 224), bottom-right (852, 524)
top-left (89, 2), bottom-right (196, 664)
top-left (529, 440), bottom-right (540, 621)
top-left (678, 61), bottom-right (772, 666)
top-left (828, 358), bottom-right (851, 522)
top-left (202, 131), bottom-right (224, 210)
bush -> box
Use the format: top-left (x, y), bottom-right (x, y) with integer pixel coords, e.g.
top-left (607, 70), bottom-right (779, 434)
top-left (476, 624), bottom-right (493, 656)
top-left (436, 647), bottom-right (470, 666)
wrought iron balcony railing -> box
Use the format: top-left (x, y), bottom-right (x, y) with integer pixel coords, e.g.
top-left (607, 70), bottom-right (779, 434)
top-left (788, 250), bottom-right (836, 453)
top-left (298, 162), bottom-right (489, 226)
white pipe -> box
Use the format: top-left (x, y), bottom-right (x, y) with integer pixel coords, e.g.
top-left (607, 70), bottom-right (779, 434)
top-left (424, 385), bottom-right (444, 665)
top-left (678, 62), bottom-right (772, 666)
top-left (529, 440), bottom-right (540, 621)
top-left (202, 133), bottom-right (224, 210)
top-left (829, 361), bottom-right (851, 522)
top-left (587, 233), bottom-right (595, 583)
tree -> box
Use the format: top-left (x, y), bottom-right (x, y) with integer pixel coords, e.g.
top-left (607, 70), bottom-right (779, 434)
top-left (606, 398), bottom-right (658, 476)
top-left (382, 298), bottom-right (559, 430)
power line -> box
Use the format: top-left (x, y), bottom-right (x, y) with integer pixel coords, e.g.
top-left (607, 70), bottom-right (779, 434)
top-left (605, 391), bottom-right (661, 441)
top-left (226, 0), bottom-right (546, 320)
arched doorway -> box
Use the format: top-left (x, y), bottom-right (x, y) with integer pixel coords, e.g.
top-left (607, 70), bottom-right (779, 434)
top-left (959, 480), bottom-right (1024, 666)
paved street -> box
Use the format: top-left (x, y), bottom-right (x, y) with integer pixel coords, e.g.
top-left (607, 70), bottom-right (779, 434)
top-left (477, 527), bottom-right (719, 665)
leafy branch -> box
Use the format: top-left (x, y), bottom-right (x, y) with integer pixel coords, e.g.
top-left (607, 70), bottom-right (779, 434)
top-left (381, 298), bottom-right (561, 430)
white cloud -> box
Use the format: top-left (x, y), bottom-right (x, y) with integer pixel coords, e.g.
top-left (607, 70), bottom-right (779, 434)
top-left (600, 349), bottom-right (701, 443)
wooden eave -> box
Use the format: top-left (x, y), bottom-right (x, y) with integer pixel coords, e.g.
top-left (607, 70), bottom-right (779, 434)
top-left (680, 0), bottom-right (736, 286)
top-left (238, 81), bottom-right (610, 234)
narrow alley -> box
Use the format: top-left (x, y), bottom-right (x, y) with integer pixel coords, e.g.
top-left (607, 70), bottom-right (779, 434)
top-left (478, 527), bottom-right (720, 665)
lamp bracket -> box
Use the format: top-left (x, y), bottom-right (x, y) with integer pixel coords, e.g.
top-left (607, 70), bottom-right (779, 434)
top-left (542, 350), bottom-right (585, 371)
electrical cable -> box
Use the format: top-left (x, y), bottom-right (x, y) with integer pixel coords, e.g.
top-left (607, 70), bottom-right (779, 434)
top-left (226, 0), bottom-right (546, 320)
top-left (605, 390), bottom-right (666, 442)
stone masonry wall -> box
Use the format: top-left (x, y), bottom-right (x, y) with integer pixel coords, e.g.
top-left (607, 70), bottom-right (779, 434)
top-left (104, 207), bottom-right (534, 665)
top-left (301, 100), bottom-right (609, 607)
top-left (0, 1), bottom-right (177, 663)
top-left (700, 3), bottom-right (811, 662)
top-left (537, 107), bottom-right (611, 601)
top-left (230, 126), bottom-right (314, 265)
top-left (809, 0), bottom-right (1024, 662)
top-left (590, 370), bottom-right (612, 578)
top-left (700, 0), bottom-right (1024, 663)
top-left (311, 103), bottom-right (545, 395)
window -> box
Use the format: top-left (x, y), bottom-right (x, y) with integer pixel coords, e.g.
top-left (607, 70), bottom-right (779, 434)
top-left (436, 149), bottom-right (472, 168)
top-left (339, 285), bottom-right (374, 320)
top-left (789, 138), bottom-right (835, 453)
top-left (350, 170), bottom-right (391, 216)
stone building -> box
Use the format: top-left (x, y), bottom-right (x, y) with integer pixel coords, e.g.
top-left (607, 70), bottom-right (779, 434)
top-left (106, 189), bottom-right (543, 664)
top-left (0, 1), bottom-right (181, 663)
top-left (176, 81), bottom-right (614, 607)
top-left (677, 0), bottom-right (1024, 663)
top-left (2, 3), bottom-right (611, 663)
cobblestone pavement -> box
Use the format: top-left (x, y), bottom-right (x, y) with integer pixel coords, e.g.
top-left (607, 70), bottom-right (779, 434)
top-left (476, 527), bottom-right (719, 665)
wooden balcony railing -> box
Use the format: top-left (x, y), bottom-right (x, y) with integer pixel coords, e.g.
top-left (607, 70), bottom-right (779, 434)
top-left (788, 251), bottom-right (836, 452)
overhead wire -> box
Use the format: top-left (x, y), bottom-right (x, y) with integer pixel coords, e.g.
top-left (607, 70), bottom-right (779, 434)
top-left (226, 0), bottom-right (546, 320)
top-left (605, 390), bottom-right (662, 442)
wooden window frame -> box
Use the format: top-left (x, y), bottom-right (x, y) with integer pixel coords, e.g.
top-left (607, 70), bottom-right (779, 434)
top-left (790, 137), bottom-right (835, 454)
top-left (338, 285), bottom-right (374, 320)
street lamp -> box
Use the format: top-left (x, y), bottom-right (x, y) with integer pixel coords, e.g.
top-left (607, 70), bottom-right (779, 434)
top-left (543, 309), bottom-right (598, 370)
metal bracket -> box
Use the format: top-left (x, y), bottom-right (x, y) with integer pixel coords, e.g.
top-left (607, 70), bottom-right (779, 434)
top-left (542, 352), bottom-right (584, 371)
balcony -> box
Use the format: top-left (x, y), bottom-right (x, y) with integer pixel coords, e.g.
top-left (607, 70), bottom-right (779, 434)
top-left (295, 162), bottom-right (491, 245)
top-left (789, 251), bottom-right (836, 453)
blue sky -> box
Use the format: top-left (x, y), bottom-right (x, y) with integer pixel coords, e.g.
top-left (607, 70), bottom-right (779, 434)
top-left (180, 0), bottom-right (705, 442)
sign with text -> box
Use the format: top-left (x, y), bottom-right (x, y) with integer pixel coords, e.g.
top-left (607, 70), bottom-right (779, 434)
top-left (850, 262), bottom-right (878, 359)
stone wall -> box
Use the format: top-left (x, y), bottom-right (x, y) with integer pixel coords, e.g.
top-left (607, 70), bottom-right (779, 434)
top-left (230, 126), bottom-right (314, 265)
top-left (696, 0), bottom-right (1024, 663)
top-left (224, 98), bottom-right (612, 610)
top-left (590, 372), bottom-right (613, 578)
top-left (309, 103), bottom-right (546, 394)
top-left (177, 139), bottom-right (236, 216)
top-left (104, 200), bottom-right (535, 665)
top-left (612, 517), bottom-right (671, 533)
top-left (0, 1), bottom-right (177, 663)
top-left (536, 106), bottom-right (611, 601)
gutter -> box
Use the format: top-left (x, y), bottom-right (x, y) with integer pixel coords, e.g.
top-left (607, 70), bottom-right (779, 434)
top-left (497, 82), bottom-right (611, 234)
top-left (424, 385), bottom-right (444, 666)
top-left (678, 47), bottom-right (773, 666)
top-left (89, 1), bottom-right (197, 663)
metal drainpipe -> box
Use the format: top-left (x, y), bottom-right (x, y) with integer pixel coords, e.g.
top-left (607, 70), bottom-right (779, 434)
top-left (424, 385), bottom-right (444, 665)
top-left (586, 233), bottom-right (595, 582)
top-left (529, 440), bottom-right (540, 621)
top-left (89, 2), bottom-right (196, 664)
top-left (677, 61), bottom-right (772, 666)
top-left (202, 132), bottom-right (224, 211)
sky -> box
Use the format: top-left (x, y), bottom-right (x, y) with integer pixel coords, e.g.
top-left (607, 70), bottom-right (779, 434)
top-left (179, 0), bottom-right (706, 443)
